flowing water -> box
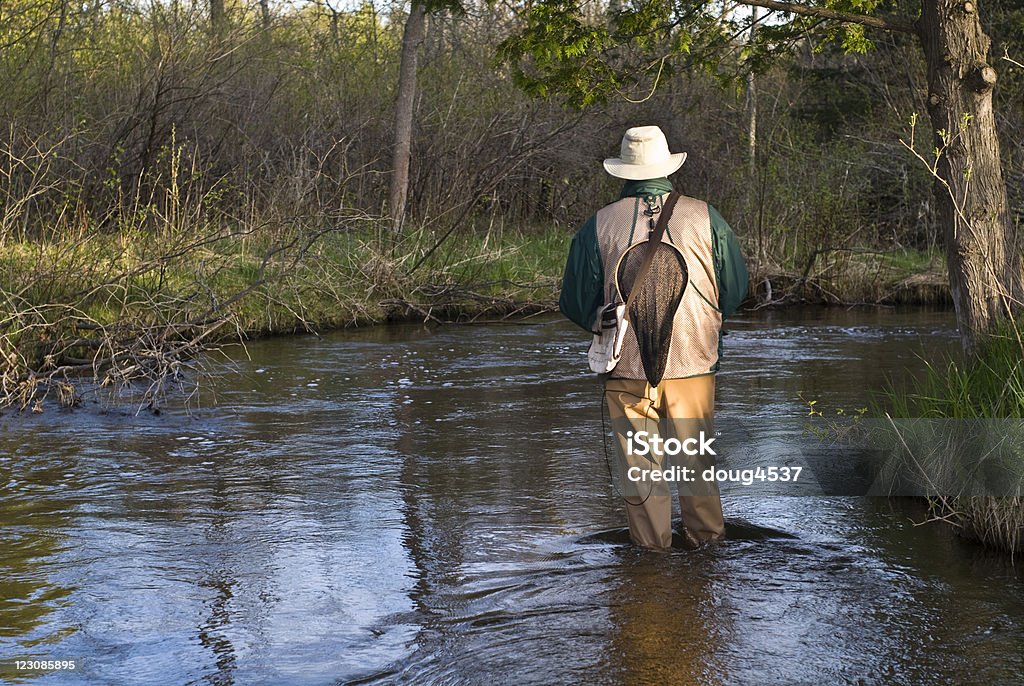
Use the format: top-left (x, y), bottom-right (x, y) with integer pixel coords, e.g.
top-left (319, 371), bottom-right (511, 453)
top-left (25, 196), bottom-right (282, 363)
top-left (2, 308), bottom-right (1023, 685)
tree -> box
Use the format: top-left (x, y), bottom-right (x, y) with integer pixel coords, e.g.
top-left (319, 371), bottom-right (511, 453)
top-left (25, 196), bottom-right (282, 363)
top-left (210, 0), bottom-right (225, 34)
top-left (917, 0), bottom-right (1013, 351)
top-left (502, 0), bottom-right (1021, 353)
top-left (389, 0), bottom-right (464, 236)
top-left (389, 1), bottom-right (428, 235)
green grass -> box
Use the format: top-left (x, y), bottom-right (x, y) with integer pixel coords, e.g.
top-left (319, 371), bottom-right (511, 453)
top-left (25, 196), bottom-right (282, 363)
top-left (886, 328), bottom-right (1024, 419)
top-left (0, 221), bottom-right (569, 364)
top-left (879, 324), bottom-right (1024, 554)
top-left (874, 248), bottom-right (944, 273)
top-left (759, 247), bottom-right (949, 305)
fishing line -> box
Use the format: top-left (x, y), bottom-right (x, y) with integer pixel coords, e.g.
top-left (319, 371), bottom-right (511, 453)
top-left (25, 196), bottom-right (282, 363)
top-left (600, 380), bottom-right (658, 506)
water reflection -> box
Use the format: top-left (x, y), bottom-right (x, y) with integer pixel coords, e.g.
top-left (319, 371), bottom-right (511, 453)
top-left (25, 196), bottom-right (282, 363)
top-left (0, 446), bottom-right (77, 659)
top-left (607, 552), bottom-right (726, 685)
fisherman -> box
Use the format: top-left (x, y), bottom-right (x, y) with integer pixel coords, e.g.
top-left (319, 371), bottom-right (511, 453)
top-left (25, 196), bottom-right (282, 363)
top-left (559, 125), bottom-right (748, 550)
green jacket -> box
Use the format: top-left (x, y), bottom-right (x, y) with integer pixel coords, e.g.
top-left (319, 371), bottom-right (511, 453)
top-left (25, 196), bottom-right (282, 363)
top-left (559, 177), bottom-right (748, 338)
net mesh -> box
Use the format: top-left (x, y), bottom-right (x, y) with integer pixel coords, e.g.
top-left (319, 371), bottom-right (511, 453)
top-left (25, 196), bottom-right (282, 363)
top-left (616, 243), bottom-right (689, 386)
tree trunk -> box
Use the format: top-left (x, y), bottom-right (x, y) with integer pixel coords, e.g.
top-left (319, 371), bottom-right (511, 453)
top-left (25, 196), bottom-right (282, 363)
top-left (389, 2), bottom-right (427, 236)
top-left (40, 0), bottom-right (69, 117)
top-left (210, 0), bottom-right (225, 35)
top-left (918, 0), bottom-right (1017, 352)
top-left (747, 6), bottom-right (758, 181)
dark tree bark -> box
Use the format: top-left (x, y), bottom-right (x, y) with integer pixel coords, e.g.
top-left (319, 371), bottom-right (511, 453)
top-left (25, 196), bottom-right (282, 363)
top-left (389, 2), bottom-right (427, 236)
top-left (747, 6), bottom-right (758, 181)
top-left (918, 0), bottom-right (1018, 352)
top-left (210, 0), bottom-right (225, 34)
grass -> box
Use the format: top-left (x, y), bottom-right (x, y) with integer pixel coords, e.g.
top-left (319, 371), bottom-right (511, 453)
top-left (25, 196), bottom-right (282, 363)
top-left (886, 329), bottom-right (1024, 418)
top-left (879, 325), bottom-right (1024, 554)
top-left (758, 247), bottom-right (949, 305)
top-left (0, 218), bottom-right (570, 409)
top-left (1, 221), bottom-right (567, 330)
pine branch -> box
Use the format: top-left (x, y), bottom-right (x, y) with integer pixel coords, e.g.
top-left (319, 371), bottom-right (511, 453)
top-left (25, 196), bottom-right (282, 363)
top-left (737, 0), bottom-right (917, 34)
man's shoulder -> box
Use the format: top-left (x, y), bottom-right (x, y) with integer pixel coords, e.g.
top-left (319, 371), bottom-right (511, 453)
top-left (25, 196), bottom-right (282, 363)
top-left (592, 196), bottom-right (637, 228)
top-left (595, 195), bottom-right (636, 213)
top-left (660, 194), bottom-right (712, 224)
top-left (673, 194), bottom-right (710, 215)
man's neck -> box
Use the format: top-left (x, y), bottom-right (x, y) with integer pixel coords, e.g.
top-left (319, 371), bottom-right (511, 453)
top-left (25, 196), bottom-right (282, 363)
top-left (619, 177), bottom-right (673, 199)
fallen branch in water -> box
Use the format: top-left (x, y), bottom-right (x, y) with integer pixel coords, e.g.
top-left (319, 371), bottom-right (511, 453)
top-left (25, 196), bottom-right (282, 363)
top-left (380, 283), bottom-right (557, 324)
top-left (749, 247), bottom-right (949, 309)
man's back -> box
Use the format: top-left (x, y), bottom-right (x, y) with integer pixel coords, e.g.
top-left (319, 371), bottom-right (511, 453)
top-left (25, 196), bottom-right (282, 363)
top-left (592, 192), bottom-right (722, 381)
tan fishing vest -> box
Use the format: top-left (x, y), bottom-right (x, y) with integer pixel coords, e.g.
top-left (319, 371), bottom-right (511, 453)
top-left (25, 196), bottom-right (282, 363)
top-left (595, 193), bottom-right (722, 380)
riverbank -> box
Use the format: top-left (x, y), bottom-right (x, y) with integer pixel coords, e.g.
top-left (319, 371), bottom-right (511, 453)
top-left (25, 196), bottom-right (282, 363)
top-left (1, 222), bottom-right (567, 410)
top-left (879, 328), bottom-right (1024, 554)
top-left (1, 222), bottom-right (951, 410)
top-left (753, 249), bottom-right (950, 307)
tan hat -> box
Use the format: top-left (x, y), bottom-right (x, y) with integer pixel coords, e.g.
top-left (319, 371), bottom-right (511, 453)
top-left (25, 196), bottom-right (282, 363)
top-left (603, 125), bottom-right (687, 180)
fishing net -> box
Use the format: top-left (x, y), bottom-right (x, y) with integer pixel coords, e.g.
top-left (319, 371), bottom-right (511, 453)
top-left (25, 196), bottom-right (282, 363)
top-left (616, 243), bottom-right (689, 386)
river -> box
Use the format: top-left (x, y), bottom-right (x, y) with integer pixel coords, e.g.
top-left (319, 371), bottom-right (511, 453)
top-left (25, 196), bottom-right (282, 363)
top-left (2, 308), bottom-right (1023, 685)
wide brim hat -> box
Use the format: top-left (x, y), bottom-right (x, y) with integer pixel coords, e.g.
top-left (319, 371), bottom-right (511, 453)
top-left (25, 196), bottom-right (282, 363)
top-left (603, 125), bottom-right (687, 180)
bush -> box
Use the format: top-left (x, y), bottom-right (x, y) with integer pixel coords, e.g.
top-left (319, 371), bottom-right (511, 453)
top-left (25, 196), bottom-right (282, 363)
top-left (881, 322), bottom-right (1024, 554)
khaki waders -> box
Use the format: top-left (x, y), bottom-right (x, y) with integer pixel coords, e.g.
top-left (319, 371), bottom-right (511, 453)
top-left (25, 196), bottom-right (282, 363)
top-left (605, 375), bottom-right (725, 550)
